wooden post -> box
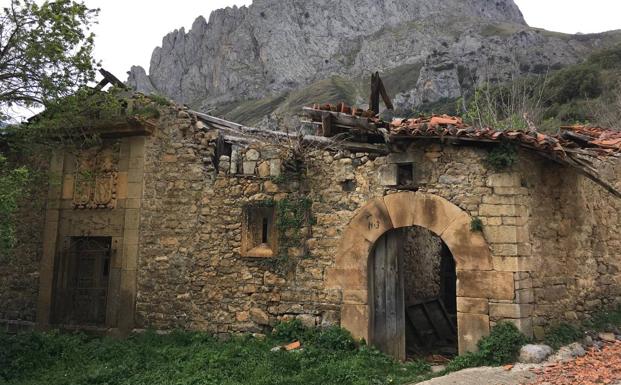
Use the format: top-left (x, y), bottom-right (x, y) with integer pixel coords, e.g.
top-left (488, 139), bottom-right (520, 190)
top-left (321, 113), bottom-right (333, 137)
top-left (369, 72), bottom-right (394, 115)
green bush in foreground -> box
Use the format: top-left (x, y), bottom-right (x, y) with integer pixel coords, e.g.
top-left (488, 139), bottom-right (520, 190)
top-left (544, 323), bottom-right (583, 350)
top-left (0, 322), bottom-right (430, 385)
top-left (445, 322), bottom-right (529, 372)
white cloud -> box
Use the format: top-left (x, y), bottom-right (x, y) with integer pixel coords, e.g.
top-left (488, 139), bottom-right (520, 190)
top-left (513, 0), bottom-right (621, 34)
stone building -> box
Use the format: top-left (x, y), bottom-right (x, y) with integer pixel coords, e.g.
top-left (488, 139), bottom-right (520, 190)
top-left (1, 94), bottom-right (620, 359)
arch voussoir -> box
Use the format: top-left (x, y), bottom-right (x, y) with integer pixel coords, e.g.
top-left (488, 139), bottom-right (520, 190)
top-left (346, 197), bottom-right (393, 244)
top-left (334, 192), bottom-right (495, 355)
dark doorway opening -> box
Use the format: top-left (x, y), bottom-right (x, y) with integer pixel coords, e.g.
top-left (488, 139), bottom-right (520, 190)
top-left (370, 227), bottom-right (457, 361)
top-left (52, 237), bottom-right (111, 326)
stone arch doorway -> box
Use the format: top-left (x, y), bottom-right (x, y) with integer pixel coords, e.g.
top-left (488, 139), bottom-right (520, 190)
top-left (370, 226), bottom-right (457, 361)
top-left (326, 192), bottom-right (494, 356)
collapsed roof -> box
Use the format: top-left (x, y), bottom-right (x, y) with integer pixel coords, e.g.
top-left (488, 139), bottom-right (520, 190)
top-left (303, 103), bottom-right (621, 198)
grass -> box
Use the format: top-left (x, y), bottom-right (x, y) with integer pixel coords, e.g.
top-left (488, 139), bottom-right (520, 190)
top-left (542, 305), bottom-right (621, 350)
top-left (480, 23), bottom-right (523, 38)
top-left (0, 321), bottom-right (431, 385)
top-left (213, 94), bottom-right (287, 126)
top-left (544, 323), bottom-right (583, 350)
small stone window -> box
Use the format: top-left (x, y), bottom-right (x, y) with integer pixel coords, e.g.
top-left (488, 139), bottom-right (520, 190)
top-left (397, 163), bottom-right (414, 187)
top-left (241, 205), bottom-right (277, 258)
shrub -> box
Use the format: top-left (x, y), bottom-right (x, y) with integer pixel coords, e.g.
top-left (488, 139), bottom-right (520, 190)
top-left (486, 142), bottom-right (517, 171)
top-left (445, 322), bottom-right (528, 373)
top-left (272, 319), bottom-right (310, 343)
top-left (315, 326), bottom-right (357, 351)
top-left (587, 305), bottom-right (621, 332)
top-left (588, 44), bottom-right (621, 70)
top-left (546, 64), bottom-right (603, 104)
top-left (544, 323), bottom-right (583, 349)
top-left (477, 322), bottom-right (529, 366)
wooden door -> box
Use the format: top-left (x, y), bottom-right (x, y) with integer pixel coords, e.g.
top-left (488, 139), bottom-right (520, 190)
top-left (370, 230), bottom-right (405, 361)
top-left (52, 237), bottom-right (111, 326)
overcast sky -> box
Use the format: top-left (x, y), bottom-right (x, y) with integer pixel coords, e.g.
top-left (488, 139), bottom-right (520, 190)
top-left (82, 0), bottom-right (620, 81)
top-left (2, 0), bottom-right (621, 120)
top-left (5, 0), bottom-right (621, 82)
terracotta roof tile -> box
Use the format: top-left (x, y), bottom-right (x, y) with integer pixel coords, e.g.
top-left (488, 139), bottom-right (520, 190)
top-left (306, 103), bottom-right (621, 159)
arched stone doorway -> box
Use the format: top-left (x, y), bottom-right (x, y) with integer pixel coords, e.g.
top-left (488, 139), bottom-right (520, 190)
top-left (370, 226), bottom-right (458, 360)
top-left (326, 192), bottom-right (494, 356)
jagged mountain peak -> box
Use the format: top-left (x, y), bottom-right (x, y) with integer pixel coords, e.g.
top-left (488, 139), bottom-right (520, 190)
top-left (126, 0), bottom-right (616, 128)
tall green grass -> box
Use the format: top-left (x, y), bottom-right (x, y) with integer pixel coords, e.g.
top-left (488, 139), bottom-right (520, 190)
top-left (0, 321), bottom-right (430, 385)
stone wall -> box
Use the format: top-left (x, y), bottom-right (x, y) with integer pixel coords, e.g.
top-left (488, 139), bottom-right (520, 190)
top-left (5, 104), bottom-right (621, 353)
top-left (135, 132), bottom-right (545, 346)
top-left (0, 160), bottom-right (48, 331)
top-left (402, 226), bottom-right (443, 304)
top-left (526, 157), bottom-right (621, 339)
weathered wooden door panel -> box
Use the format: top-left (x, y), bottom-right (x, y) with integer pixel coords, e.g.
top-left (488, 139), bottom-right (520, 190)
top-left (52, 237), bottom-right (111, 326)
top-left (371, 230), bottom-right (405, 361)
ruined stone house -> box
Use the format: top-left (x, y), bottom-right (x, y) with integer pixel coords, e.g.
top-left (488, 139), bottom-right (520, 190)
top-left (1, 93), bottom-right (621, 359)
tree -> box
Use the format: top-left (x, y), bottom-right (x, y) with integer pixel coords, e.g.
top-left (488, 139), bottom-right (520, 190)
top-left (0, 154), bottom-right (29, 251)
top-left (0, 0), bottom-right (99, 119)
top-left (0, 0), bottom-right (99, 253)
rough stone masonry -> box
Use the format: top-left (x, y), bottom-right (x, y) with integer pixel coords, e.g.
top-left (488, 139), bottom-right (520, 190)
top-left (2, 100), bottom-right (620, 356)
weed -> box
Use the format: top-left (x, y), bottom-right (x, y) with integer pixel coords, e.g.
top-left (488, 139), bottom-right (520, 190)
top-left (486, 142), bottom-right (517, 171)
top-left (477, 323), bottom-right (530, 365)
top-left (148, 93), bottom-right (172, 106)
top-left (444, 322), bottom-right (528, 373)
top-left (444, 352), bottom-right (484, 372)
top-left (0, 323), bottom-right (431, 385)
top-left (470, 217), bottom-right (484, 232)
top-left (131, 105), bottom-right (161, 119)
top-left (544, 323), bottom-right (583, 349)
top-left (586, 305), bottom-right (621, 332)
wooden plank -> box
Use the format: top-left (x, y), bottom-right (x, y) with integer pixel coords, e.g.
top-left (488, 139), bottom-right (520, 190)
top-left (394, 230), bottom-right (406, 360)
top-left (437, 299), bottom-right (457, 335)
top-left (369, 72), bottom-right (380, 114)
top-left (420, 302), bottom-right (440, 339)
top-left (378, 75), bottom-right (394, 111)
top-left (98, 68), bottom-right (127, 89)
top-left (385, 231), bottom-right (404, 360)
top-left (373, 235), bottom-right (387, 355)
top-left (303, 108), bottom-right (378, 131)
top-left (321, 113), bottom-right (333, 137)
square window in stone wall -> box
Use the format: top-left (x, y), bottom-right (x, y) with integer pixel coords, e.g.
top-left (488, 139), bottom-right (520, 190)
top-left (241, 204), bottom-right (278, 258)
top-left (397, 163), bottom-right (415, 189)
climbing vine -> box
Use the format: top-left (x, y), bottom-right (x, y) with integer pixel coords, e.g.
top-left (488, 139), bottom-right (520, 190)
top-left (256, 197), bottom-right (315, 274)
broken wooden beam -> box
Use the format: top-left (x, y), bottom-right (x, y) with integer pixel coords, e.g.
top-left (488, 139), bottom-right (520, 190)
top-left (191, 110), bottom-right (389, 154)
top-left (368, 71), bottom-right (393, 114)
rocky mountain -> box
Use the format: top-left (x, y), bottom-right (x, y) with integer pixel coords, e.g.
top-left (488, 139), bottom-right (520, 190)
top-left (127, 0), bottom-right (621, 128)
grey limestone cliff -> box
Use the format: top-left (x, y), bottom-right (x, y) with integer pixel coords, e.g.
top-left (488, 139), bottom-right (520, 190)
top-left (127, 0), bottom-right (618, 125)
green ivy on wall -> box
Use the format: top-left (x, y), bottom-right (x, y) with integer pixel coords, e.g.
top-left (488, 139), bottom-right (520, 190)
top-left (257, 197), bottom-right (315, 274)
